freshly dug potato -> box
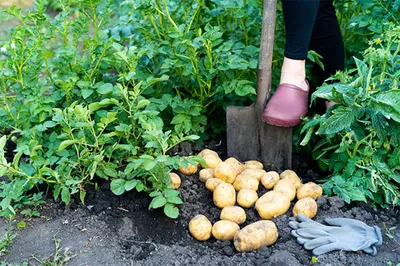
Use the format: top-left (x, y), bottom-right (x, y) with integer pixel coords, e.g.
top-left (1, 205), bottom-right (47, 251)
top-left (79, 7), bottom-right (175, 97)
top-left (296, 182), bottom-right (323, 200)
top-left (169, 172), bottom-right (181, 189)
top-left (189, 215), bottom-right (212, 241)
top-left (293, 197), bottom-right (318, 218)
top-left (233, 174), bottom-right (259, 191)
top-left (237, 188), bottom-right (259, 208)
top-left (233, 220), bottom-right (278, 252)
top-left (273, 179), bottom-right (296, 201)
top-left (178, 159), bottom-right (198, 176)
top-left (214, 162), bottom-right (239, 184)
top-left (198, 148), bottom-right (218, 157)
top-left (213, 183), bottom-right (236, 208)
top-left (212, 220), bottom-right (240, 241)
top-left (205, 178), bottom-right (224, 192)
top-left (202, 153), bottom-right (222, 169)
top-left (225, 157), bottom-right (245, 174)
top-left (244, 160), bottom-right (263, 169)
top-left (240, 168), bottom-right (267, 181)
top-left (255, 191), bottom-right (290, 219)
top-left (199, 168), bottom-right (214, 183)
top-left (280, 169), bottom-right (302, 189)
top-left (220, 206), bottom-right (246, 225)
top-left (261, 171), bottom-right (280, 189)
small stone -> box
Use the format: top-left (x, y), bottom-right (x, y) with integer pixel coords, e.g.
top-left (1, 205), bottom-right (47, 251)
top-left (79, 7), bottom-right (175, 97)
top-left (223, 245), bottom-right (234, 256)
top-left (328, 196), bottom-right (345, 209)
top-left (380, 215), bottom-right (390, 221)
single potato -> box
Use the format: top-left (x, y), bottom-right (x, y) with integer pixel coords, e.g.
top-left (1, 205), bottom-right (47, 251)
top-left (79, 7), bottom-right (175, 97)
top-left (220, 206), bottom-right (246, 225)
top-left (198, 148), bottom-right (218, 157)
top-left (244, 160), bottom-right (263, 169)
top-left (273, 179), bottom-right (296, 201)
top-left (280, 169), bottom-right (302, 189)
top-left (178, 159), bottom-right (198, 176)
top-left (293, 197), bottom-right (318, 218)
top-left (214, 162), bottom-right (239, 184)
top-left (261, 171), bottom-right (280, 189)
top-left (213, 183), bottom-right (236, 208)
top-left (240, 168), bottom-right (267, 181)
top-left (188, 215), bottom-right (212, 241)
top-left (205, 178), bottom-right (224, 192)
top-left (225, 157), bottom-right (245, 174)
top-left (233, 220), bottom-right (278, 252)
top-left (212, 220), bottom-right (240, 241)
top-left (169, 172), bottom-right (181, 189)
top-left (255, 191), bottom-right (290, 219)
top-left (296, 182), bottom-right (323, 200)
top-left (237, 188), bottom-right (259, 208)
top-left (199, 168), bottom-right (214, 183)
top-left (202, 153), bottom-right (222, 169)
top-left (233, 174), bottom-right (259, 191)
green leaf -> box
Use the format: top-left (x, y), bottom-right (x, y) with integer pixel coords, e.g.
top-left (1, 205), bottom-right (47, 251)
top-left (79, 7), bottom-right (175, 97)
top-left (110, 179), bottom-right (126, 195)
top-left (317, 107), bottom-right (362, 135)
top-left (370, 91), bottom-right (400, 123)
top-left (17, 221), bottom-right (26, 229)
top-left (163, 203), bottom-right (179, 219)
top-left (150, 196), bottom-right (167, 209)
top-left (58, 140), bottom-right (79, 151)
top-left (80, 190), bottom-right (86, 205)
top-left (61, 187), bottom-right (71, 205)
top-left (97, 83), bottom-right (114, 94)
top-left (166, 196), bottom-right (183, 204)
top-left (125, 180), bottom-right (138, 191)
top-left (104, 168), bottom-right (118, 178)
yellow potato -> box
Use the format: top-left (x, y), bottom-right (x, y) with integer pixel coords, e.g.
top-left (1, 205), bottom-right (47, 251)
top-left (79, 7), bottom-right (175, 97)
top-left (169, 172), bottom-right (181, 189)
top-left (205, 178), bottom-right (224, 192)
top-left (296, 182), bottom-right (323, 200)
top-left (233, 174), bottom-right (259, 191)
top-left (213, 183), bottom-right (236, 208)
top-left (178, 159), bottom-right (198, 176)
top-left (244, 160), bottom-right (263, 169)
top-left (220, 206), bottom-right (246, 225)
top-left (261, 171), bottom-right (280, 189)
top-left (212, 220), bottom-right (240, 241)
top-left (273, 179), bottom-right (296, 201)
top-left (240, 168), bottom-right (267, 181)
top-left (199, 168), bottom-right (214, 183)
top-left (293, 197), bottom-right (318, 218)
top-left (202, 153), bottom-right (222, 169)
top-left (214, 162), bottom-right (239, 184)
top-left (233, 220), bottom-right (278, 252)
top-left (255, 191), bottom-right (290, 219)
top-left (237, 188), bottom-right (259, 208)
top-left (225, 157), bottom-right (245, 174)
top-left (198, 148), bottom-right (218, 157)
top-left (188, 215), bottom-right (212, 241)
top-left (280, 169), bottom-right (302, 189)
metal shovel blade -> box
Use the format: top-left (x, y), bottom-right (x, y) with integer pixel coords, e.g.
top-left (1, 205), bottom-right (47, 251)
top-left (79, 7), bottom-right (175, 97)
top-left (226, 0), bottom-right (292, 171)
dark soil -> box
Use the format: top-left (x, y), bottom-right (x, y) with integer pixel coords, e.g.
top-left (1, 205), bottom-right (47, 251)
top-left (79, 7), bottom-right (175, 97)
top-left (1, 141), bottom-right (399, 266)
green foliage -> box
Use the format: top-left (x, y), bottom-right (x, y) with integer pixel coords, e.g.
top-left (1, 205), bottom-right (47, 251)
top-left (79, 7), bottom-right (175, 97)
top-left (301, 24), bottom-right (400, 207)
top-left (0, 231), bottom-right (16, 257)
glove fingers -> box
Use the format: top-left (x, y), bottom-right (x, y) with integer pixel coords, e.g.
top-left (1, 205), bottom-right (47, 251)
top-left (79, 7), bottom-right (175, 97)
top-left (325, 217), bottom-right (364, 227)
top-left (296, 228), bottom-right (330, 238)
top-left (289, 221), bottom-right (300, 230)
top-left (312, 242), bottom-right (339, 256)
top-left (303, 236), bottom-right (332, 250)
top-left (297, 236), bottom-right (311, 245)
top-left (363, 245), bottom-right (377, 256)
top-left (297, 214), bottom-right (319, 224)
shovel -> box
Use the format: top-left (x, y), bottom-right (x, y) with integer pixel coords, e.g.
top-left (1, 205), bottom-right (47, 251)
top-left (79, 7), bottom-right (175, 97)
top-left (226, 0), bottom-right (292, 171)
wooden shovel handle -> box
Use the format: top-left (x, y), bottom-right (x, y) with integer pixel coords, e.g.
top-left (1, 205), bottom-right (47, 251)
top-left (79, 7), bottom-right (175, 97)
top-left (256, 0), bottom-right (277, 110)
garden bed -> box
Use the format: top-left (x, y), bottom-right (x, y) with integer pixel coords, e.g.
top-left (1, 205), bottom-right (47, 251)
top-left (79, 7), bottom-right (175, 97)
top-left (1, 144), bottom-right (399, 266)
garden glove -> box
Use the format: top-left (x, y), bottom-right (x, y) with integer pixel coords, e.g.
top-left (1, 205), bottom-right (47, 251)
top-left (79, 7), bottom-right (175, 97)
top-left (289, 214), bottom-right (383, 256)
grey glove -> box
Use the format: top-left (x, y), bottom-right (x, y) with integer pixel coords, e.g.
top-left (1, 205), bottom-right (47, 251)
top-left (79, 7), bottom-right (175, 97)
top-left (289, 214), bottom-right (383, 256)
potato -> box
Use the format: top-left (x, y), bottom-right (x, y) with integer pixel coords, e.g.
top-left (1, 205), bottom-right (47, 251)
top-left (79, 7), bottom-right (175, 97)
top-left (293, 197), bottom-right (318, 218)
top-left (205, 178), bottom-right (224, 192)
top-left (213, 183), bottom-right (236, 208)
top-left (261, 171), bottom-right (280, 189)
top-left (273, 179), bottom-right (296, 201)
top-left (255, 191), bottom-right (290, 219)
top-left (212, 220), bottom-right (240, 241)
top-left (198, 148), bottom-right (218, 157)
top-left (233, 220), bottom-right (278, 252)
top-left (169, 172), bottom-right (181, 189)
top-left (178, 159), bottom-right (198, 176)
top-left (214, 162), bottom-right (239, 184)
top-left (233, 174), bottom-right (259, 191)
top-left (237, 188), bottom-right (259, 208)
top-left (280, 169), bottom-right (302, 189)
top-left (296, 182), bottom-right (323, 200)
top-left (189, 215), bottom-right (213, 241)
top-left (199, 168), bottom-right (214, 183)
top-left (244, 160), bottom-right (263, 169)
top-left (220, 206), bottom-right (246, 225)
top-left (202, 153), bottom-right (222, 169)
top-left (225, 157), bottom-right (245, 174)
top-left (240, 168), bottom-right (267, 181)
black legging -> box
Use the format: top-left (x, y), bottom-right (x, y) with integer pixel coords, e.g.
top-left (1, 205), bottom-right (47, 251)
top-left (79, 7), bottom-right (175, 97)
top-left (282, 0), bottom-right (344, 82)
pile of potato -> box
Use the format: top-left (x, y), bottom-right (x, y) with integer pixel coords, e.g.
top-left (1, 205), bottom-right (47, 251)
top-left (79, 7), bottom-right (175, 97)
top-left (174, 148), bottom-right (323, 253)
